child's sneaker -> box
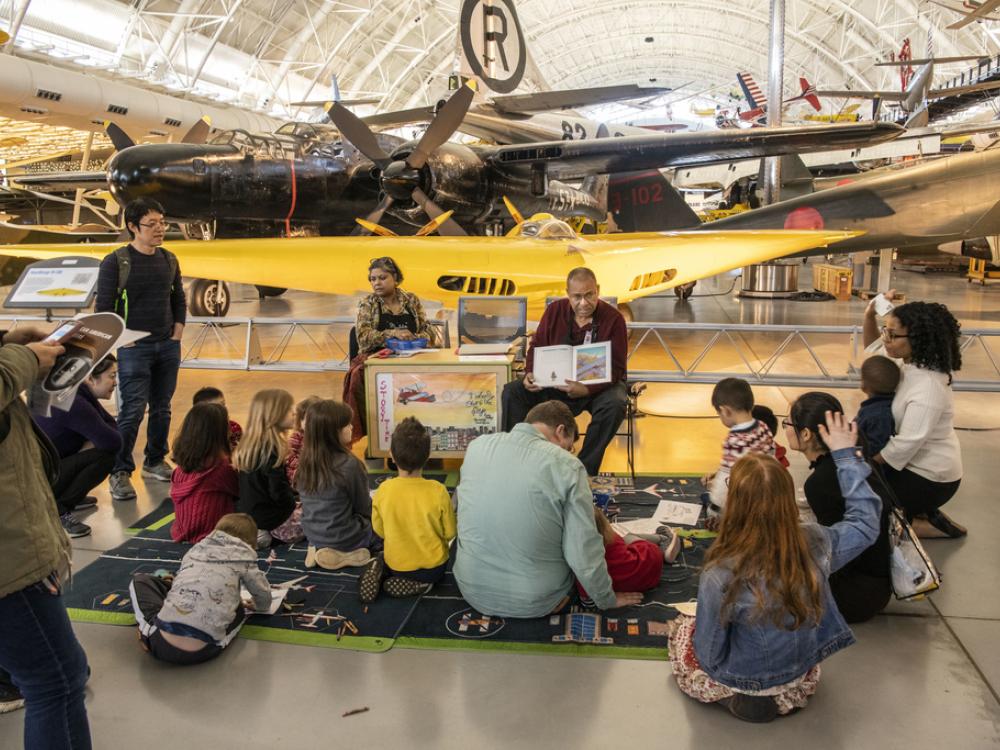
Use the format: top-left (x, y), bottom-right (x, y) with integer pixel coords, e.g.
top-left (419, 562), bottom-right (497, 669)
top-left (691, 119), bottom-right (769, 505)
top-left (358, 555), bottom-right (384, 603)
top-left (382, 577), bottom-right (432, 598)
top-left (315, 547), bottom-right (370, 571)
top-left (304, 546), bottom-right (317, 569)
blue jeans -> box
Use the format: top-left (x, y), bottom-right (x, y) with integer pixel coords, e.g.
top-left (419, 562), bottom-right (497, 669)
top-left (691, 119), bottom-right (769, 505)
top-left (0, 581), bottom-right (92, 749)
top-left (115, 338), bottom-right (181, 474)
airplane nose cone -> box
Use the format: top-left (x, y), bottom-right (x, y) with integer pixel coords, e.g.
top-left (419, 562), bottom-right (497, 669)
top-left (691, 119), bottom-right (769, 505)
top-left (381, 160), bottom-right (423, 202)
top-left (107, 143), bottom-right (233, 206)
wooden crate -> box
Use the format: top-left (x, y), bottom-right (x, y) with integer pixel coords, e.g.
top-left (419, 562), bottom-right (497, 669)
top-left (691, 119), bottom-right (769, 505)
top-left (812, 264), bottom-right (853, 301)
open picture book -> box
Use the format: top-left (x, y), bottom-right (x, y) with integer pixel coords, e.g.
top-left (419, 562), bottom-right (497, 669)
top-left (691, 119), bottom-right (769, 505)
top-left (532, 340), bottom-right (611, 386)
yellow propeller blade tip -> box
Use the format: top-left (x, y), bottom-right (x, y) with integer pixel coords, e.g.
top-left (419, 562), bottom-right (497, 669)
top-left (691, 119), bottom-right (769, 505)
top-left (323, 101), bottom-right (335, 112)
top-left (202, 115), bottom-right (212, 125)
top-left (0, 30), bottom-right (9, 45)
top-left (355, 218), bottom-right (397, 237)
top-left (468, 79), bottom-right (478, 92)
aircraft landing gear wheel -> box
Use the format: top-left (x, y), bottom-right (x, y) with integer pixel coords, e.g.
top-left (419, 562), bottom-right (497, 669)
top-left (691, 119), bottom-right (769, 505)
top-left (616, 302), bottom-right (634, 324)
top-left (189, 279), bottom-right (231, 317)
top-left (674, 282), bottom-right (696, 301)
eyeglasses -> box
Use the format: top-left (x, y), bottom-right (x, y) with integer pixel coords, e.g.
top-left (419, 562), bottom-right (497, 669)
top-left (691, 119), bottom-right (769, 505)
top-left (138, 220), bottom-right (167, 229)
top-left (880, 326), bottom-right (908, 342)
top-left (781, 419), bottom-right (796, 429)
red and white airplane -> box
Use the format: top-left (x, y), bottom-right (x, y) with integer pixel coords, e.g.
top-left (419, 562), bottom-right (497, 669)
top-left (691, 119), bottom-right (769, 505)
top-left (736, 73), bottom-right (822, 125)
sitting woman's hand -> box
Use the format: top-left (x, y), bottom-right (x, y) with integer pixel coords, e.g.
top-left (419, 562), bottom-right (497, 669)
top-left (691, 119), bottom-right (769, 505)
top-left (817, 410), bottom-right (858, 453)
top-left (393, 329), bottom-right (414, 341)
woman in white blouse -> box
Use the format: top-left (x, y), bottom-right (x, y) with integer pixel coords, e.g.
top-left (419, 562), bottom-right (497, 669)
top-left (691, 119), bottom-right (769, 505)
top-left (862, 291), bottom-right (965, 538)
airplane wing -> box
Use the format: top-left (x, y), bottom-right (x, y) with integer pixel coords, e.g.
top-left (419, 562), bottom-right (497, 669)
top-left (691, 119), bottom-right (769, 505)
top-left (490, 85), bottom-right (672, 114)
top-left (947, 1), bottom-right (1000, 29)
top-left (928, 78), bottom-right (1000, 99)
top-left (487, 122), bottom-right (903, 181)
top-left (814, 89), bottom-right (908, 101)
top-left (7, 171), bottom-right (108, 191)
top-left (0, 229), bottom-right (860, 312)
top-left (362, 106), bottom-right (435, 128)
top-left (292, 98), bottom-right (380, 107)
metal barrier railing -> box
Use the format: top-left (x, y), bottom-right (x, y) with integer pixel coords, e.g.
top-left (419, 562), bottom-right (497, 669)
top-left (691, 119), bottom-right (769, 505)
top-left (0, 315), bottom-right (451, 373)
top-left (2, 315), bottom-right (998, 391)
top-left (625, 322), bottom-right (1000, 392)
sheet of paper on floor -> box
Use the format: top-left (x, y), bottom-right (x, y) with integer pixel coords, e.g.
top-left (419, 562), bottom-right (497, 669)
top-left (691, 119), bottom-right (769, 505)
top-left (240, 586), bottom-right (291, 615)
top-left (612, 518), bottom-right (664, 536)
top-left (654, 500), bottom-right (702, 527)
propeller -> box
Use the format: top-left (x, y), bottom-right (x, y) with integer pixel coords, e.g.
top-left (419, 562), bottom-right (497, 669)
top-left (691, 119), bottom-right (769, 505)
top-left (104, 121), bottom-right (136, 152)
top-left (502, 196), bottom-right (524, 225)
top-left (181, 116), bottom-right (212, 145)
top-left (355, 210), bottom-right (456, 237)
top-left (327, 82), bottom-right (476, 236)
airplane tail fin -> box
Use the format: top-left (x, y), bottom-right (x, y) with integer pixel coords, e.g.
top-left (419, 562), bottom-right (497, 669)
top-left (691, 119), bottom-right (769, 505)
top-left (737, 72), bottom-right (765, 110)
top-left (608, 171), bottom-right (701, 232)
top-left (755, 154), bottom-right (815, 201)
top-left (799, 78), bottom-right (821, 111)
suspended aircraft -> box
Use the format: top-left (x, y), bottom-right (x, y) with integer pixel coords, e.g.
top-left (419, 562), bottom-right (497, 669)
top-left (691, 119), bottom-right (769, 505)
top-left (735, 74), bottom-right (821, 125)
top-left (816, 55), bottom-right (1000, 127)
top-left (928, 0), bottom-right (1000, 29)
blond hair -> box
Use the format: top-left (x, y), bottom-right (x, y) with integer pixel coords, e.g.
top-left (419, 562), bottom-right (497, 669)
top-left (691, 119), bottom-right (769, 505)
top-left (214, 513), bottom-right (258, 548)
top-left (232, 388), bottom-right (293, 471)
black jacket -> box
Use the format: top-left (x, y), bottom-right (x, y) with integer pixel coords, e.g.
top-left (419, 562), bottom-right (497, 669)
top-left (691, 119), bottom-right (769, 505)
top-left (805, 452), bottom-right (891, 581)
top-left (236, 452), bottom-right (297, 531)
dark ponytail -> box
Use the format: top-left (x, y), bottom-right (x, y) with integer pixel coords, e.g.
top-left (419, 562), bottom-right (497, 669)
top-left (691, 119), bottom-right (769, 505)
top-left (789, 391), bottom-right (846, 454)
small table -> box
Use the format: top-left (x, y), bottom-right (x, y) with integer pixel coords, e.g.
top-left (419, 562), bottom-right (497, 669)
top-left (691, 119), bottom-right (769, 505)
top-left (364, 350), bottom-right (513, 459)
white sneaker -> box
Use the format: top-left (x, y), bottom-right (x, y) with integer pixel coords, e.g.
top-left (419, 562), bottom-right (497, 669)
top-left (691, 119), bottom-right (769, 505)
top-left (109, 471), bottom-right (137, 501)
top-left (314, 547), bottom-right (371, 571)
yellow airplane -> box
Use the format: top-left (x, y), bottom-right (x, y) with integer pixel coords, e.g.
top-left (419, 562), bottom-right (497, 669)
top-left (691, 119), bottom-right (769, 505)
top-left (0, 213), bottom-right (860, 316)
top-left (803, 104), bottom-right (861, 124)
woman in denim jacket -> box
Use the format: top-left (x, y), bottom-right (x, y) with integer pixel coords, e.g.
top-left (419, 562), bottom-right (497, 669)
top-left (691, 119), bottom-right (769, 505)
top-left (668, 411), bottom-right (881, 723)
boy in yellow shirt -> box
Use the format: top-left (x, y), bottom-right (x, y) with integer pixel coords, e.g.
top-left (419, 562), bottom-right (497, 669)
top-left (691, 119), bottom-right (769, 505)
top-left (359, 417), bottom-right (457, 603)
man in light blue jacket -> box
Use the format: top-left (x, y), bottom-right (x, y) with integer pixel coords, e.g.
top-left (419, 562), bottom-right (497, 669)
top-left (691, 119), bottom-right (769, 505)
top-left (454, 400), bottom-right (642, 617)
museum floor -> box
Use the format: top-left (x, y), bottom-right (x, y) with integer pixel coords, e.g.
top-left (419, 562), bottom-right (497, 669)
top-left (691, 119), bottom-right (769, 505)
top-left (3, 265), bottom-right (1000, 748)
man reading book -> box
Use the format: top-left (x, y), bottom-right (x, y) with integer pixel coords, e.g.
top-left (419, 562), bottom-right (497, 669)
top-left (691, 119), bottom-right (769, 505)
top-left (501, 267), bottom-right (628, 475)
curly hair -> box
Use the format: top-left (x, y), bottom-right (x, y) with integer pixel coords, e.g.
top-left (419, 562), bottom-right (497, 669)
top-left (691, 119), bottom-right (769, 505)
top-left (892, 301), bottom-right (962, 381)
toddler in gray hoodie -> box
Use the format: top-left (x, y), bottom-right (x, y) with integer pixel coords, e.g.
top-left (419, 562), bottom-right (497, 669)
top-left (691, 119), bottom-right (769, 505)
top-left (129, 513), bottom-right (271, 665)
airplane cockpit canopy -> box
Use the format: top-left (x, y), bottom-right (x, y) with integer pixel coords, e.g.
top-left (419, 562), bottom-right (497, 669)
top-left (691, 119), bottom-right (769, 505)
top-left (519, 217), bottom-right (578, 240)
top-left (209, 125), bottom-right (344, 159)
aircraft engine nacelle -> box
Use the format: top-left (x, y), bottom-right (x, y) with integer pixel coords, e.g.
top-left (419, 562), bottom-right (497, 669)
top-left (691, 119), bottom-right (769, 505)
top-left (387, 142), bottom-right (489, 227)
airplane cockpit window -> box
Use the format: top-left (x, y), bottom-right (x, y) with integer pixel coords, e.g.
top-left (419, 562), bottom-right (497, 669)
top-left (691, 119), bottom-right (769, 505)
top-left (536, 219), bottom-right (577, 240)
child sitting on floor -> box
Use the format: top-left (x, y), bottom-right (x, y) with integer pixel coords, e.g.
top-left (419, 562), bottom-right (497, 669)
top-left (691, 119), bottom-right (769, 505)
top-left (233, 389), bottom-right (301, 548)
top-left (170, 402), bottom-right (239, 544)
top-left (129, 513), bottom-right (271, 665)
top-left (193, 386), bottom-right (242, 451)
top-left (286, 395), bottom-right (322, 485)
top-left (577, 508), bottom-right (681, 601)
top-left (857, 355), bottom-right (900, 457)
top-left (298, 400), bottom-right (377, 571)
top-left (703, 378), bottom-right (775, 522)
top-left (359, 417), bottom-right (457, 602)
top-left (752, 405), bottom-right (790, 469)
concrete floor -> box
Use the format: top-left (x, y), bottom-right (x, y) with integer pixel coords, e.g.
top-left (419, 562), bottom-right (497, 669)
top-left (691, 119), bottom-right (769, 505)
top-left (4, 263), bottom-right (1000, 748)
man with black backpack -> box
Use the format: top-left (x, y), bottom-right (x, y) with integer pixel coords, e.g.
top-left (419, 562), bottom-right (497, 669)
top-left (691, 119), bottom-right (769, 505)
top-left (96, 198), bottom-right (186, 501)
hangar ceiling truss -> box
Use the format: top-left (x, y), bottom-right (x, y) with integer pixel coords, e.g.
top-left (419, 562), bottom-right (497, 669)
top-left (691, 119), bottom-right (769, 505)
top-left (0, 0), bottom-right (997, 123)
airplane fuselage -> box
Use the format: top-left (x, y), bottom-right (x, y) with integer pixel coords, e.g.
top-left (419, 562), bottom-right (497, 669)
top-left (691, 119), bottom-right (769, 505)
top-left (105, 131), bottom-right (605, 235)
top-left (706, 148), bottom-right (1000, 253)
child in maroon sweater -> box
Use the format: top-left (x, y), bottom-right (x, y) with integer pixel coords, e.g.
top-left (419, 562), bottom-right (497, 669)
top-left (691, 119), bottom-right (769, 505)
top-left (193, 386), bottom-right (243, 451)
top-left (578, 509), bottom-right (681, 598)
top-left (171, 403), bottom-right (239, 544)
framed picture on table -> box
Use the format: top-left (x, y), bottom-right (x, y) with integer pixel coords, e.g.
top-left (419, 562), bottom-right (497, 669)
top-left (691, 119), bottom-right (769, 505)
top-left (365, 361), bottom-right (510, 459)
